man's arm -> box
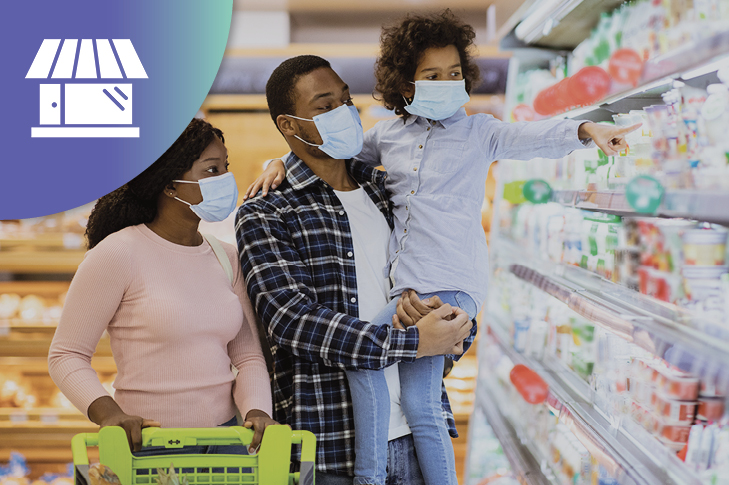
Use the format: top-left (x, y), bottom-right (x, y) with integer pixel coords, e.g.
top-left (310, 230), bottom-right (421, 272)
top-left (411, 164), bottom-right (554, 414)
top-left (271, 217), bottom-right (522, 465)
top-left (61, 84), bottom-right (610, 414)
top-left (236, 200), bottom-right (418, 371)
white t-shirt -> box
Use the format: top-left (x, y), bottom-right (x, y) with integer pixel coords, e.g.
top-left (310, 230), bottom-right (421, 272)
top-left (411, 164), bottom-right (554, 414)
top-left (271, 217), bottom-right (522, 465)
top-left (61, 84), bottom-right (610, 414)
top-left (334, 187), bottom-right (412, 441)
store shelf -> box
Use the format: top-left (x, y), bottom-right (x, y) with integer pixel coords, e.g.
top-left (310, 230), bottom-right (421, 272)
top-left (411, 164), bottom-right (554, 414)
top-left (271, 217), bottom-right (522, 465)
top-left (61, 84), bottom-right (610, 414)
top-left (544, 29), bottom-right (729, 122)
top-left (0, 233), bottom-right (86, 250)
top-left (551, 189), bottom-right (729, 225)
top-left (486, 323), bottom-right (702, 485)
top-left (474, 383), bottom-right (556, 485)
top-left (0, 250), bottom-right (85, 273)
top-left (492, 236), bottom-right (729, 391)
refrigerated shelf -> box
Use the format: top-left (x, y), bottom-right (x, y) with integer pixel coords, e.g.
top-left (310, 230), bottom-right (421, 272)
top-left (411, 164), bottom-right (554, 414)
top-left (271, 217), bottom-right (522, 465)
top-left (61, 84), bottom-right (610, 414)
top-left (551, 189), bottom-right (729, 226)
top-left (543, 30), bottom-right (729, 123)
top-left (486, 321), bottom-right (703, 485)
top-left (491, 236), bottom-right (729, 392)
top-left (473, 382), bottom-right (556, 485)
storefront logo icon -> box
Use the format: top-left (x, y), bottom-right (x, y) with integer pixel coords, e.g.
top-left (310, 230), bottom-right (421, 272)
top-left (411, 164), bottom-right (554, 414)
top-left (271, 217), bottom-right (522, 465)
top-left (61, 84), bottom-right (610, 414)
top-left (26, 39), bottom-right (147, 138)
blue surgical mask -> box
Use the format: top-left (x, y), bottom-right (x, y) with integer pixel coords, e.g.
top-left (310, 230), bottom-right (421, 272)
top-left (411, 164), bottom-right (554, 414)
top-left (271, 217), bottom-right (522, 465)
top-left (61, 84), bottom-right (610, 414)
top-left (286, 104), bottom-right (363, 159)
top-left (173, 172), bottom-right (238, 222)
top-left (404, 79), bottom-right (470, 121)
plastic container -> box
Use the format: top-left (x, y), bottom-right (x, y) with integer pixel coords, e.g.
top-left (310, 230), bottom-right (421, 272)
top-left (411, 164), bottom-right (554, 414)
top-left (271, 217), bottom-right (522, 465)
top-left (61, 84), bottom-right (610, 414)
top-left (654, 394), bottom-right (697, 423)
top-left (510, 364), bottom-right (549, 404)
top-left (682, 229), bottom-right (728, 266)
top-left (71, 425), bottom-right (316, 485)
top-left (656, 370), bottom-right (700, 400)
top-left (697, 397), bottom-right (725, 421)
top-left (682, 266), bottom-right (729, 301)
top-left (660, 422), bottom-right (693, 443)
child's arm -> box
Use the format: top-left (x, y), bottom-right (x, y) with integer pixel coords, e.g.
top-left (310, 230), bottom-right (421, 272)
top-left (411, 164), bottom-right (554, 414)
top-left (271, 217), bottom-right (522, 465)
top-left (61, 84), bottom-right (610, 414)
top-left (478, 117), bottom-right (640, 161)
top-left (243, 154), bottom-right (289, 200)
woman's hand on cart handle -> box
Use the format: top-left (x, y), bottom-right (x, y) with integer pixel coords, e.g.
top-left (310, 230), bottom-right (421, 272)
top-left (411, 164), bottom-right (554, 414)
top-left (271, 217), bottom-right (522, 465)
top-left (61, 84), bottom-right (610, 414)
top-left (244, 409), bottom-right (282, 454)
top-left (88, 395), bottom-right (161, 451)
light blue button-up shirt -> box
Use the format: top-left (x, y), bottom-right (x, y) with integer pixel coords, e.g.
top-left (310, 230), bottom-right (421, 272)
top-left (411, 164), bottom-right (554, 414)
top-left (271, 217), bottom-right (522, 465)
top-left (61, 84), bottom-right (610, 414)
top-left (356, 108), bottom-right (590, 309)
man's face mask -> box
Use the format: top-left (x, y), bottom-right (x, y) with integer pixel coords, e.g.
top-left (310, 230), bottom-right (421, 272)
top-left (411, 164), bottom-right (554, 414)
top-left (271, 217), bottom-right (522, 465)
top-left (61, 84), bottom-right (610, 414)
top-left (286, 104), bottom-right (364, 160)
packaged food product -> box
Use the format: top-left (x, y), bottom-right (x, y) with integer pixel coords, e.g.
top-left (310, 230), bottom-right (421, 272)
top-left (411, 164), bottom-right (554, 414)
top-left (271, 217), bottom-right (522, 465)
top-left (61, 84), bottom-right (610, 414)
top-left (660, 422), bottom-right (692, 443)
top-left (682, 228), bottom-right (728, 266)
top-left (654, 394), bottom-right (697, 423)
top-left (682, 265), bottom-right (728, 301)
top-left (697, 397), bottom-right (725, 421)
top-left (656, 368), bottom-right (700, 400)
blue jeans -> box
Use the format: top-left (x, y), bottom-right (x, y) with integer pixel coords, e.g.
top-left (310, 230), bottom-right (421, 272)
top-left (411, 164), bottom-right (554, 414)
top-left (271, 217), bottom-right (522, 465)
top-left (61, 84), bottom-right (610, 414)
top-left (345, 291), bottom-right (477, 485)
top-left (132, 416), bottom-right (249, 456)
top-left (316, 434), bottom-right (426, 485)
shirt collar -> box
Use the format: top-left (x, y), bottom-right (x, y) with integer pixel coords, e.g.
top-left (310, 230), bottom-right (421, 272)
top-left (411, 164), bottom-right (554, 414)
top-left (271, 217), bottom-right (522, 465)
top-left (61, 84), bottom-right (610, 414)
top-left (284, 152), bottom-right (386, 191)
top-left (401, 107), bottom-right (467, 128)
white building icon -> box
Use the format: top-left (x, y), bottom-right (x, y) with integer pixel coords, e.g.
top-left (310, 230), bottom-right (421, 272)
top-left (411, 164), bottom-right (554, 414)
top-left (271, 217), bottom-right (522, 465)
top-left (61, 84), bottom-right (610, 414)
top-left (26, 39), bottom-right (147, 138)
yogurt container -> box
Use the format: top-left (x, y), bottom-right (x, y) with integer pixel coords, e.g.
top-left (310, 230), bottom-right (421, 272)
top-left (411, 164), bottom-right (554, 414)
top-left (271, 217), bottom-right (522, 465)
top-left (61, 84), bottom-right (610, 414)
top-left (682, 229), bottom-right (728, 266)
top-left (682, 265), bottom-right (729, 301)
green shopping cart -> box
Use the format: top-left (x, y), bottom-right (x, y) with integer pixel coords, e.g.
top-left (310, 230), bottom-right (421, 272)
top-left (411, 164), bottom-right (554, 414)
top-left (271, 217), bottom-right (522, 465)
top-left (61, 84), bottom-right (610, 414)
top-left (71, 425), bottom-right (315, 485)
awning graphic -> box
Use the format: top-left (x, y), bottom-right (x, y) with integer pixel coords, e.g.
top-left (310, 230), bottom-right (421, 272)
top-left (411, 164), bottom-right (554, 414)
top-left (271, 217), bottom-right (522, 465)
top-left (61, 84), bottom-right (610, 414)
top-left (26, 39), bottom-right (147, 79)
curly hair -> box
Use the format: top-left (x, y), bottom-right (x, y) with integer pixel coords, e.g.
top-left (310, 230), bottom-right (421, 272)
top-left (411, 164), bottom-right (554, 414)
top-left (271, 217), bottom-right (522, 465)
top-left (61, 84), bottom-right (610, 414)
top-left (85, 118), bottom-right (224, 249)
top-left (266, 55), bottom-right (332, 133)
top-left (374, 9), bottom-right (481, 120)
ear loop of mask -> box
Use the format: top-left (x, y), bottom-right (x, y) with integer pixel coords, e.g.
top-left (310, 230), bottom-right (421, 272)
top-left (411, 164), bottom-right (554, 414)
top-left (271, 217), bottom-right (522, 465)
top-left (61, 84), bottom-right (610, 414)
top-left (402, 81), bottom-right (416, 106)
top-left (284, 114), bottom-right (321, 147)
top-left (170, 179), bottom-right (198, 206)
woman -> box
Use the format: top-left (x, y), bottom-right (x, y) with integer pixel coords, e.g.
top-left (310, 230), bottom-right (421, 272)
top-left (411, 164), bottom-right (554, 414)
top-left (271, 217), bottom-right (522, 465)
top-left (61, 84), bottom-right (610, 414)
top-left (48, 118), bottom-right (275, 454)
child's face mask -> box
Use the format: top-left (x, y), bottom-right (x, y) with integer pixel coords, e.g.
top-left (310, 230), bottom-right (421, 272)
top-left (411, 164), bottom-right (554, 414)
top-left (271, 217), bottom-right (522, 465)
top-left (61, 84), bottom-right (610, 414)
top-left (403, 79), bottom-right (470, 121)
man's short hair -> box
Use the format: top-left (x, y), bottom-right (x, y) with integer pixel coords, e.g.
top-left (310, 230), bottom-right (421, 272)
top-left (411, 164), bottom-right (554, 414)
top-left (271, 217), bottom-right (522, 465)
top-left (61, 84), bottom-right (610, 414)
top-left (266, 55), bottom-right (332, 132)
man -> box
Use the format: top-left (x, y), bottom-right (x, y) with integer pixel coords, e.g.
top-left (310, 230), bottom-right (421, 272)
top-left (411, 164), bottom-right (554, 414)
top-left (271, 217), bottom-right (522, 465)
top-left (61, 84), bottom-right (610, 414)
top-left (236, 55), bottom-right (474, 485)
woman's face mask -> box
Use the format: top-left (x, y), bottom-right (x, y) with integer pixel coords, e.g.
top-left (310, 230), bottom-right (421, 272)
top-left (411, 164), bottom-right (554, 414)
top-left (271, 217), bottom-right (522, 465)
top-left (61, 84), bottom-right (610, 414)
top-left (286, 104), bottom-right (364, 160)
top-left (403, 79), bottom-right (470, 121)
top-left (173, 172), bottom-right (239, 222)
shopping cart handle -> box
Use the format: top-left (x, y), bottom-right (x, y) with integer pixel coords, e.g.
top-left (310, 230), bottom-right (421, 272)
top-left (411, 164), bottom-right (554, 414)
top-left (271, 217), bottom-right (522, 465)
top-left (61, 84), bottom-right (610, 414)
top-left (141, 426), bottom-right (254, 448)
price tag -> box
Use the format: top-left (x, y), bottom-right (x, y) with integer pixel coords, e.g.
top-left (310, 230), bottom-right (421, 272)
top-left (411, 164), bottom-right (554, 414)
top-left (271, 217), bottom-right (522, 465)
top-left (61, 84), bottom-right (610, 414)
top-left (626, 175), bottom-right (664, 213)
top-left (522, 179), bottom-right (553, 204)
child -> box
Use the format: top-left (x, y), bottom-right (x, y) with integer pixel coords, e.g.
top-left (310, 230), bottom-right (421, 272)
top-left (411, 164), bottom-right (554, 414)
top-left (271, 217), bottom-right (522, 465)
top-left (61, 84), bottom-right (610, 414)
top-left (247, 10), bottom-right (638, 485)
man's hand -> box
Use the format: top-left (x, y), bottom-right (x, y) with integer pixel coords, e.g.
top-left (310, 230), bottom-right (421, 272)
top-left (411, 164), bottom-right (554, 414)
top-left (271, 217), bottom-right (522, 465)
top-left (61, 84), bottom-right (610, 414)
top-left (578, 122), bottom-right (642, 156)
top-left (243, 409), bottom-right (281, 454)
top-left (243, 159), bottom-right (286, 200)
top-left (415, 305), bottom-right (472, 358)
top-left (392, 290), bottom-right (443, 329)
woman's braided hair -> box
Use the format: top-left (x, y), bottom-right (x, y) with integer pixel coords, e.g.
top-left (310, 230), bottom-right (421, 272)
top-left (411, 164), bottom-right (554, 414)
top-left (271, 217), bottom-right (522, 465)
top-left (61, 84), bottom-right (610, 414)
top-left (85, 118), bottom-right (224, 249)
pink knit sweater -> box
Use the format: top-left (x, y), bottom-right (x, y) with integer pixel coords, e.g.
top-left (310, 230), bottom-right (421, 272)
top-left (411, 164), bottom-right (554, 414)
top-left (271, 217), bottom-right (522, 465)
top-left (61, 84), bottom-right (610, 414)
top-left (48, 224), bottom-right (272, 427)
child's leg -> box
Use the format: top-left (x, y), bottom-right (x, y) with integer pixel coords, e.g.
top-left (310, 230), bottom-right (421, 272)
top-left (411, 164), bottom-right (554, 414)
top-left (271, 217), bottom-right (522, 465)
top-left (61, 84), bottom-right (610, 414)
top-left (345, 297), bottom-right (400, 485)
top-left (399, 291), bottom-right (478, 485)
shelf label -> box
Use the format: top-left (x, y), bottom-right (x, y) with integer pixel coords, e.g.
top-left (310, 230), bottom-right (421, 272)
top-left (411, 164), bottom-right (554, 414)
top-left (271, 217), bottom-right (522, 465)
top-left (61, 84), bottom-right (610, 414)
top-left (626, 175), bottom-right (664, 213)
top-left (523, 179), bottom-right (553, 204)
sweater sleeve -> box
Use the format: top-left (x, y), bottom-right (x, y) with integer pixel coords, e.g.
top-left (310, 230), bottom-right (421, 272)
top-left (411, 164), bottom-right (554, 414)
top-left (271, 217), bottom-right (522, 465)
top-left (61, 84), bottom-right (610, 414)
top-left (47, 238), bottom-right (131, 417)
top-left (223, 243), bottom-right (274, 419)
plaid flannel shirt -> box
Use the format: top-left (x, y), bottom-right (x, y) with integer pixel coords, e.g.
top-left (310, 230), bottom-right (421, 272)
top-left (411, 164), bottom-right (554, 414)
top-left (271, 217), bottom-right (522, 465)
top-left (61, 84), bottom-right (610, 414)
top-left (235, 153), bottom-right (477, 476)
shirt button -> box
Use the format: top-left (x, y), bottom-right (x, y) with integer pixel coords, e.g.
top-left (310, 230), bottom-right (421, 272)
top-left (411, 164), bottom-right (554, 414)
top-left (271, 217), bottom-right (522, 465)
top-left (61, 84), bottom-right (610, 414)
top-left (427, 127), bottom-right (431, 131)
top-left (347, 251), bottom-right (353, 257)
top-left (411, 190), bottom-right (415, 194)
top-left (418, 145), bottom-right (423, 149)
top-left (406, 206), bottom-right (409, 210)
top-left (339, 210), bottom-right (345, 215)
top-left (413, 167), bottom-right (417, 171)
top-left (351, 297), bottom-right (357, 303)
top-left (404, 229), bottom-right (407, 233)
